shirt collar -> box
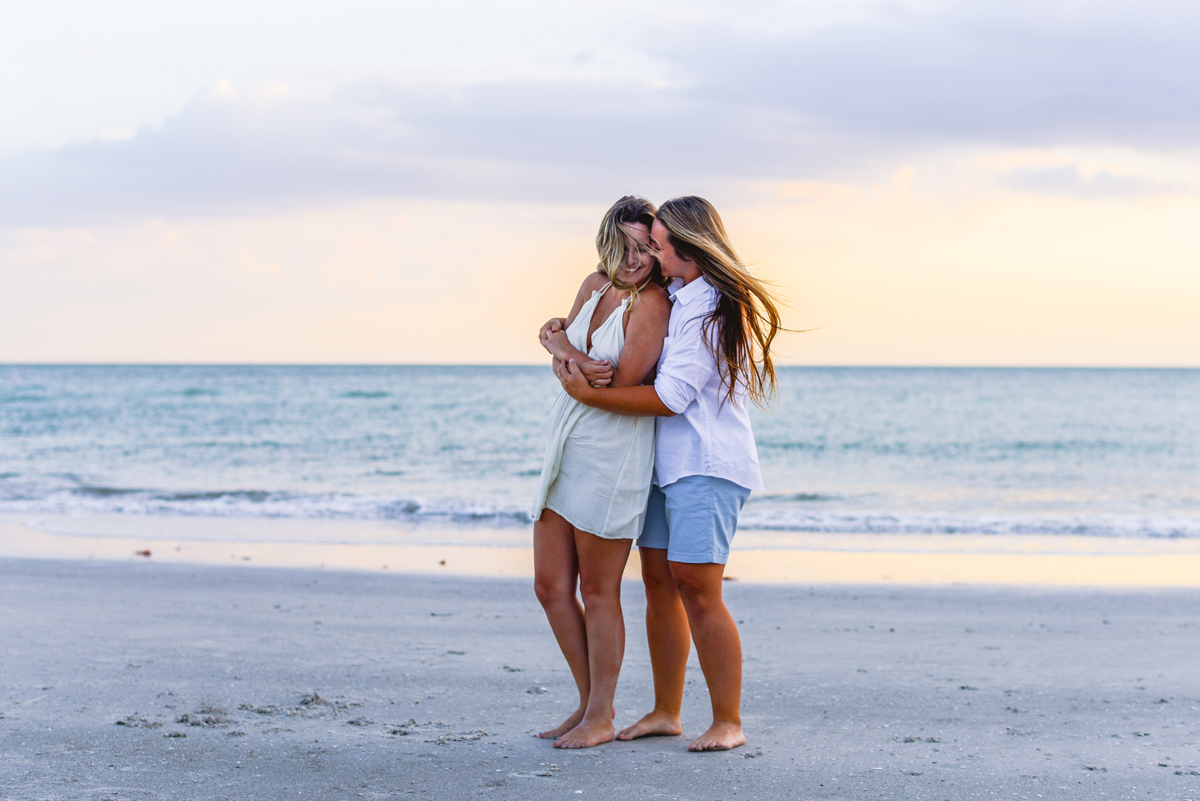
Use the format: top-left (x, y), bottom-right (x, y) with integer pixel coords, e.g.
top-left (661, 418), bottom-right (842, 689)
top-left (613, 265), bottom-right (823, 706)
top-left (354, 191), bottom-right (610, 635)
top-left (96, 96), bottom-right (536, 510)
top-left (667, 275), bottom-right (715, 306)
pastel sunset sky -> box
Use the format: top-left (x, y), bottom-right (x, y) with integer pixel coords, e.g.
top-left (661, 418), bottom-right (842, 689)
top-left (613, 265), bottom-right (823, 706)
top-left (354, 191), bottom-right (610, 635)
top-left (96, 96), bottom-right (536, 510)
top-left (3, 0), bottom-right (1198, 366)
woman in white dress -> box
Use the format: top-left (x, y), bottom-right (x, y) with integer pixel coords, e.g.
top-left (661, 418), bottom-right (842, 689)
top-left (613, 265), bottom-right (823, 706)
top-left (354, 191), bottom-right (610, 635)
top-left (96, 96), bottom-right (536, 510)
top-left (532, 196), bottom-right (672, 749)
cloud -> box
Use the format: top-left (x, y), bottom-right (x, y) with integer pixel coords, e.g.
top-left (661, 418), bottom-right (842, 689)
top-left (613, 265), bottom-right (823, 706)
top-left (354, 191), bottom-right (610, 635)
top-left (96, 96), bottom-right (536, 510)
top-left (670, 0), bottom-right (1200, 149)
top-left (1001, 165), bottom-right (1186, 197)
top-left (3, 0), bottom-right (1199, 224)
top-left (0, 79), bottom-right (837, 225)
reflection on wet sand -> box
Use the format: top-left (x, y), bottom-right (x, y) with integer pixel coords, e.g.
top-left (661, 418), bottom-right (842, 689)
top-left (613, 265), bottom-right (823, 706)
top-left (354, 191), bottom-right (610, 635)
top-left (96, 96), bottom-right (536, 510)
top-left (4, 515), bottom-right (1199, 587)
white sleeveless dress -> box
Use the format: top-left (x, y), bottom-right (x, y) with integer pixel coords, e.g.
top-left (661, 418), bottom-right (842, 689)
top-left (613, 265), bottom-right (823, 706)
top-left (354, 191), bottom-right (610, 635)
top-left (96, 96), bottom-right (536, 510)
top-left (532, 283), bottom-right (656, 540)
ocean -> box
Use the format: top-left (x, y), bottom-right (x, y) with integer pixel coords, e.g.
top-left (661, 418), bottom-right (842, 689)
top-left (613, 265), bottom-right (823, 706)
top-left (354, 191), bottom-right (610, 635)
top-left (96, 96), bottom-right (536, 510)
top-left (2, 365), bottom-right (1198, 547)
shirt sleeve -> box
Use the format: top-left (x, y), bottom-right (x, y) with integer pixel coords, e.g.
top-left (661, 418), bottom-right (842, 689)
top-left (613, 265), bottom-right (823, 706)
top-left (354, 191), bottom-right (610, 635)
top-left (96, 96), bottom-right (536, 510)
top-left (654, 308), bottom-right (718, 414)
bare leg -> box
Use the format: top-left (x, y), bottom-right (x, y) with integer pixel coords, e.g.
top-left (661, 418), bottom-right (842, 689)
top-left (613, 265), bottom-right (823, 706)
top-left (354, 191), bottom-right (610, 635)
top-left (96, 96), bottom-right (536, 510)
top-left (555, 531), bottom-right (632, 749)
top-left (532, 509), bottom-right (589, 739)
top-left (670, 561), bottom-right (745, 751)
top-left (617, 547), bottom-right (688, 740)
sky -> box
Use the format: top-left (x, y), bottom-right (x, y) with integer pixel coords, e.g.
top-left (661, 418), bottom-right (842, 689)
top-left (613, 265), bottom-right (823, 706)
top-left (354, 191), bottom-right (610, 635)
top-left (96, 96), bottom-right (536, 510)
top-left (2, 0), bottom-right (1198, 366)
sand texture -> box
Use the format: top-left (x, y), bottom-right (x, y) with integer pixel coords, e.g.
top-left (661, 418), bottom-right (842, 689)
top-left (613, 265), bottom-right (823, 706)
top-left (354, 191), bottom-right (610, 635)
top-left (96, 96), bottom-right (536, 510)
top-left (2, 557), bottom-right (1199, 800)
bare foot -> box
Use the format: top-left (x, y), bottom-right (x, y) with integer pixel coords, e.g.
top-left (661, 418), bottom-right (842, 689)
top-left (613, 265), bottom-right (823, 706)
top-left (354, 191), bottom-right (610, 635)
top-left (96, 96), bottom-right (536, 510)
top-left (539, 707), bottom-right (584, 740)
top-left (616, 709), bottom-right (682, 741)
top-left (688, 720), bottom-right (745, 752)
top-left (553, 717), bottom-right (615, 749)
top-left (539, 705), bottom-right (615, 740)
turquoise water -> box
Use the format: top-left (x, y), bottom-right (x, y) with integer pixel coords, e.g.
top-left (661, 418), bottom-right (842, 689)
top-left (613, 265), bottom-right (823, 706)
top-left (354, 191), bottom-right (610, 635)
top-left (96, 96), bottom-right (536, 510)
top-left (2, 365), bottom-right (1198, 541)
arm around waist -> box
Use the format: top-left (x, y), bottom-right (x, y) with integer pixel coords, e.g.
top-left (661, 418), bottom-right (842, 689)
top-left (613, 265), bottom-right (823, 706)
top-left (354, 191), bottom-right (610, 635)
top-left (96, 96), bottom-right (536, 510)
top-left (558, 360), bottom-right (675, 417)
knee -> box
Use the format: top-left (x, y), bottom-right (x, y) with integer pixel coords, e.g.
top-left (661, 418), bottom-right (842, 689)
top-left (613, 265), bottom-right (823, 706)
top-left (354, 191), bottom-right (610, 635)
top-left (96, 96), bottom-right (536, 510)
top-left (642, 572), bottom-right (675, 599)
top-left (672, 573), bottom-right (717, 615)
top-left (534, 576), bottom-right (574, 609)
top-left (578, 578), bottom-right (621, 611)
top-left (641, 561), bottom-right (676, 598)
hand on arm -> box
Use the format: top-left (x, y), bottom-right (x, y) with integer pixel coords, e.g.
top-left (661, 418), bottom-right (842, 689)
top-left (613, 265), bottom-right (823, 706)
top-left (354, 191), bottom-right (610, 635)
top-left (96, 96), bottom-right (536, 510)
top-left (539, 271), bottom-right (611, 378)
top-left (538, 317), bottom-right (566, 342)
top-left (540, 329), bottom-right (583, 361)
top-left (576, 360), bottom-right (614, 388)
top-left (542, 329), bottom-right (613, 387)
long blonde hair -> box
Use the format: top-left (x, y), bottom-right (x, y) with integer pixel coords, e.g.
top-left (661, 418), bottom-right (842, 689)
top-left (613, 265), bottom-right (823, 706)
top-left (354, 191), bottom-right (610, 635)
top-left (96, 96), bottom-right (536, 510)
top-left (656, 196), bottom-right (782, 406)
top-left (595, 196), bottom-right (664, 292)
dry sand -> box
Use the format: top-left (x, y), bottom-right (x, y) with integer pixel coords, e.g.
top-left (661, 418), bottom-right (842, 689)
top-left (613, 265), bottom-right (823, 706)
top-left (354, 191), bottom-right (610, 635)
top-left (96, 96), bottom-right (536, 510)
top-left (2, 555), bottom-right (1199, 800)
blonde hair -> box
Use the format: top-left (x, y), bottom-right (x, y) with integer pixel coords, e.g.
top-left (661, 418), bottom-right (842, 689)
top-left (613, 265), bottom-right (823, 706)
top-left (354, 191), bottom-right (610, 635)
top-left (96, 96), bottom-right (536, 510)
top-left (656, 196), bottom-right (782, 406)
top-left (595, 196), bottom-right (663, 292)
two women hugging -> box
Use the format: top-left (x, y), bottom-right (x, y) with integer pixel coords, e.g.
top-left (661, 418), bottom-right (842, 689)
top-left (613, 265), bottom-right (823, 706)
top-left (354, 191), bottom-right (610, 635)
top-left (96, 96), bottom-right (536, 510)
top-left (532, 195), bottom-right (782, 751)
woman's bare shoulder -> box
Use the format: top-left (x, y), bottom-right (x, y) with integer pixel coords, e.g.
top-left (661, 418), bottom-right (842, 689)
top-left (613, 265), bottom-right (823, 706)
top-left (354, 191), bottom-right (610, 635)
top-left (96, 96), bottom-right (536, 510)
top-left (580, 270), bottom-right (610, 292)
top-left (566, 270), bottom-right (610, 308)
top-left (633, 283), bottom-right (672, 316)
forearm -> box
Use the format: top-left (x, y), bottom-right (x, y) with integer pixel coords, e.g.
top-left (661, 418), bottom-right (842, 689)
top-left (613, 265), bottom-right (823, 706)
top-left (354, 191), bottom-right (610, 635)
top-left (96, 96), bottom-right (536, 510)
top-left (549, 340), bottom-right (590, 364)
top-left (541, 327), bottom-right (592, 365)
top-left (573, 383), bottom-right (675, 417)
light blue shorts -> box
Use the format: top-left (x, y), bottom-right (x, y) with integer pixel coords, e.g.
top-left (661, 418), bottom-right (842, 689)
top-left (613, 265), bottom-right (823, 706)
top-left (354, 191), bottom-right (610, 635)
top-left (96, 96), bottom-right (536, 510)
top-left (636, 475), bottom-right (752, 565)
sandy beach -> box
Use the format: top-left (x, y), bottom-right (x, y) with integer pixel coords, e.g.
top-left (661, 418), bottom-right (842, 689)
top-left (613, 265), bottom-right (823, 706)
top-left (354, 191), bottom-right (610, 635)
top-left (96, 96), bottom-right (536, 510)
top-left (7, 0), bottom-right (1200, 795)
top-left (3, 550), bottom-right (1199, 800)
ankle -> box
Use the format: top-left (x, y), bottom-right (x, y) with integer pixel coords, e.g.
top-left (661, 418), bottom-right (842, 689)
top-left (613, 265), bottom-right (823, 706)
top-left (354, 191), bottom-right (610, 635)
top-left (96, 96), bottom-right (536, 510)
top-left (582, 708), bottom-right (615, 723)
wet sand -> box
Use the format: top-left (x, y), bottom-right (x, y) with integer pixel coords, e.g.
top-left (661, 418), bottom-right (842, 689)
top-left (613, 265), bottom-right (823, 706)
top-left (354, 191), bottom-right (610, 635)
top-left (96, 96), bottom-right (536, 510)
top-left (2, 555), bottom-right (1199, 800)
top-left (6, 514), bottom-right (1200, 587)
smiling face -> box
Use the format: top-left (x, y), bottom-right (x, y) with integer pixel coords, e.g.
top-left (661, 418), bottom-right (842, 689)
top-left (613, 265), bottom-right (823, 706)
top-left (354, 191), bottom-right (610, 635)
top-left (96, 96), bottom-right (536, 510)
top-left (650, 218), bottom-right (701, 284)
top-left (618, 221), bottom-right (657, 286)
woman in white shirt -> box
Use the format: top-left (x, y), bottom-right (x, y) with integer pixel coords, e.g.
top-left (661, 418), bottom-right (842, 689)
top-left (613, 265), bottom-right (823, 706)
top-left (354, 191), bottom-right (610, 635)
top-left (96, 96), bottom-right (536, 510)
top-left (559, 196), bottom-right (781, 752)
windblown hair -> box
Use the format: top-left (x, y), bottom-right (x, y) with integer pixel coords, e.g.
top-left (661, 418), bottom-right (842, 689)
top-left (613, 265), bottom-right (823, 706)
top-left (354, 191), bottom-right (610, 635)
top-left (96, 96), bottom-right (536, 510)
top-left (656, 196), bottom-right (782, 406)
top-left (595, 195), bottom-right (665, 292)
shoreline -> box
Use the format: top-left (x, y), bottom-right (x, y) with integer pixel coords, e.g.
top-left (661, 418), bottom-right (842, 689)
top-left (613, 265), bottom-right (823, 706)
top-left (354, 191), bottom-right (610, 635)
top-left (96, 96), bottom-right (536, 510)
top-left (4, 513), bottom-right (1200, 587)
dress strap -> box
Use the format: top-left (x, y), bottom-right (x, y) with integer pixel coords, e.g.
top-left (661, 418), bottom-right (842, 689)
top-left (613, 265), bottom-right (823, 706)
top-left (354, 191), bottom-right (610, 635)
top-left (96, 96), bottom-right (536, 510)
top-left (619, 278), bottom-right (652, 307)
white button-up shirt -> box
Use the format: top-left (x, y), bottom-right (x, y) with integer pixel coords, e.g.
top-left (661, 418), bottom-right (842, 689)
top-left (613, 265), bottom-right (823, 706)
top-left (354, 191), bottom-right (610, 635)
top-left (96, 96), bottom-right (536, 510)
top-left (652, 277), bottom-right (764, 491)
